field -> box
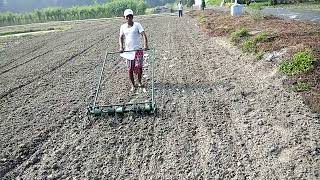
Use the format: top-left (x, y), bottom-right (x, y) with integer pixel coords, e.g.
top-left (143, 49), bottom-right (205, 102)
top-left (0, 13), bottom-right (319, 179)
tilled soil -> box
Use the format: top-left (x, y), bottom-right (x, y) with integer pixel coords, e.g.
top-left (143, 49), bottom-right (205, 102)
top-left (189, 9), bottom-right (320, 113)
top-left (0, 15), bottom-right (319, 179)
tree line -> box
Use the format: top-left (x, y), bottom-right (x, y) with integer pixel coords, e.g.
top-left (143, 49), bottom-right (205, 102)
top-left (0, 0), bottom-right (146, 27)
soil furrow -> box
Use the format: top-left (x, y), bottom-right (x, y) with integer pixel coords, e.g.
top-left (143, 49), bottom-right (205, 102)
top-left (0, 21), bottom-right (117, 71)
top-left (0, 43), bottom-right (48, 70)
top-left (0, 14), bottom-right (318, 179)
top-left (0, 20), bottom-right (121, 177)
top-left (0, 26), bottom-right (118, 100)
top-left (0, 49), bottom-right (54, 75)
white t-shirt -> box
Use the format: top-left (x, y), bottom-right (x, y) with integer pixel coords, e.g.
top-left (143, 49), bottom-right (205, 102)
top-left (119, 22), bottom-right (144, 51)
top-left (178, 3), bottom-right (183, 10)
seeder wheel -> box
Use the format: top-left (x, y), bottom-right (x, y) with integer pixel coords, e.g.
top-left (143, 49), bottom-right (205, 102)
top-left (116, 106), bottom-right (124, 113)
top-left (93, 107), bottom-right (102, 116)
top-left (144, 103), bottom-right (151, 112)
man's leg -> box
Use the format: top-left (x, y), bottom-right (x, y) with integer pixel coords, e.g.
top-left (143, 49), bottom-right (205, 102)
top-left (134, 50), bottom-right (144, 87)
top-left (127, 60), bottom-right (135, 91)
top-left (137, 67), bottom-right (142, 86)
top-left (129, 69), bottom-right (135, 86)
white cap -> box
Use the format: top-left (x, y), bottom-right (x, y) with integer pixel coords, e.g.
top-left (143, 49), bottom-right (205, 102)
top-left (124, 9), bottom-right (134, 17)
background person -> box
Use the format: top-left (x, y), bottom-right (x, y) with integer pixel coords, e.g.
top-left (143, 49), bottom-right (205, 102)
top-left (201, 0), bottom-right (206, 11)
top-left (178, 1), bottom-right (183, 17)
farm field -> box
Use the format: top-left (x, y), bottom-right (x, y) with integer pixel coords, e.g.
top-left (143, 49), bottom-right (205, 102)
top-left (0, 14), bottom-right (319, 179)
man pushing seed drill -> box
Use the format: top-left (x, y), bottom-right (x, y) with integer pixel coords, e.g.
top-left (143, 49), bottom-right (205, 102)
top-left (119, 9), bottom-right (149, 93)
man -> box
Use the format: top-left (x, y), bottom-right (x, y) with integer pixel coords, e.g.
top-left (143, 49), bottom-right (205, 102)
top-left (119, 9), bottom-right (148, 92)
top-left (178, 1), bottom-right (183, 17)
top-left (201, 0), bottom-right (206, 11)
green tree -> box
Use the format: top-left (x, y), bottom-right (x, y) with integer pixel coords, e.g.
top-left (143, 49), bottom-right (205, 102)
top-left (186, 0), bottom-right (195, 7)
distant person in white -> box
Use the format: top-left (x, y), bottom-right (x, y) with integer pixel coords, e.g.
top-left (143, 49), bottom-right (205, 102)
top-left (119, 9), bottom-right (149, 92)
top-left (178, 1), bottom-right (183, 17)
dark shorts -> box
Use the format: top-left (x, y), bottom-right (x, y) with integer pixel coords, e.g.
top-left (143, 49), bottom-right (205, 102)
top-left (127, 50), bottom-right (143, 72)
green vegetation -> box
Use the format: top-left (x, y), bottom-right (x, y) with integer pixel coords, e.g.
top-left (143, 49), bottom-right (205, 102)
top-left (186, 0), bottom-right (196, 7)
top-left (249, 10), bottom-right (265, 21)
top-left (254, 32), bottom-right (268, 43)
top-left (280, 50), bottom-right (317, 75)
top-left (230, 28), bottom-right (249, 42)
top-left (145, 8), bottom-right (155, 15)
top-left (256, 51), bottom-right (264, 60)
top-left (242, 32), bottom-right (268, 52)
top-left (242, 40), bottom-right (256, 52)
top-left (277, 2), bottom-right (320, 11)
top-left (231, 30), bottom-right (269, 59)
top-left (0, 0), bottom-right (146, 27)
top-left (199, 14), bottom-right (207, 26)
top-left (249, 2), bottom-right (269, 10)
top-left (292, 81), bottom-right (312, 92)
top-left (207, 0), bottom-right (222, 6)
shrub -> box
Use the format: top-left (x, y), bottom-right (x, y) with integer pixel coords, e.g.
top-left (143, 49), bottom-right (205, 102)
top-left (242, 40), bottom-right (256, 52)
top-left (199, 14), bottom-right (206, 26)
top-left (280, 49), bottom-right (316, 75)
top-left (207, 0), bottom-right (221, 6)
top-left (292, 81), bottom-right (311, 92)
top-left (231, 27), bottom-right (249, 42)
top-left (256, 51), bottom-right (264, 60)
top-left (250, 10), bottom-right (264, 21)
top-left (254, 32), bottom-right (268, 43)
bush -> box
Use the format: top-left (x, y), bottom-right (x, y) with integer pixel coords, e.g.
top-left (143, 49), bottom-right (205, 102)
top-left (292, 81), bottom-right (311, 92)
top-left (207, 0), bottom-right (221, 6)
top-left (256, 51), bottom-right (264, 60)
top-left (280, 49), bottom-right (316, 75)
top-left (199, 14), bottom-right (206, 25)
top-left (269, 0), bottom-right (277, 5)
top-left (231, 27), bottom-right (249, 42)
top-left (254, 32), bottom-right (268, 43)
top-left (242, 40), bottom-right (256, 52)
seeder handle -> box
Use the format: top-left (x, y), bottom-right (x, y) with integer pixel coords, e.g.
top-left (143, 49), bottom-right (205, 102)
top-left (107, 48), bottom-right (150, 54)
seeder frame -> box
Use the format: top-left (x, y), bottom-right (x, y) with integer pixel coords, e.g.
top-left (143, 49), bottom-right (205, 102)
top-left (87, 48), bottom-right (156, 116)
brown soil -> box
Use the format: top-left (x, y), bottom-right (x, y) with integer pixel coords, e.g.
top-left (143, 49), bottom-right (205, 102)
top-left (188, 10), bottom-right (320, 112)
top-left (0, 14), bottom-right (319, 179)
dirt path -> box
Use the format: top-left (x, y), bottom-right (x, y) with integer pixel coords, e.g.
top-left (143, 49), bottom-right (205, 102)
top-left (0, 15), bottom-right (319, 179)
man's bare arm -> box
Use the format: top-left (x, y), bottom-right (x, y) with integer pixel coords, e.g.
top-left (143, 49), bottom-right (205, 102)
top-left (119, 34), bottom-right (124, 52)
top-left (141, 31), bottom-right (148, 50)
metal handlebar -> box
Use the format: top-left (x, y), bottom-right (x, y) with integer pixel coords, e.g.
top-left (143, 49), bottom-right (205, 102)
top-left (107, 48), bottom-right (150, 55)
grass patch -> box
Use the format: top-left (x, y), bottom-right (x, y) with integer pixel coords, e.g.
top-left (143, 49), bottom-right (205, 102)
top-left (276, 2), bottom-right (320, 11)
top-left (242, 39), bottom-right (256, 52)
top-left (292, 81), bottom-right (312, 92)
top-left (254, 32), bottom-right (268, 43)
top-left (248, 2), bottom-right (269, 10)
top-left (207, 0), bottom-right (222, 6)
top-left (280, 49), bottom-right (316, 76)
top-left (199, 14), bottom-right (207, 26)
top-left (231, 27), bottom-right (249, 42)
top-left (256, 51), bottom-right (264, 60)
top-left (231, 29), bottom-right (269, 58)
top-left (250, 10), bottom-right (265, 21)
top-left (145, 8), bottom-right (154, 15)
